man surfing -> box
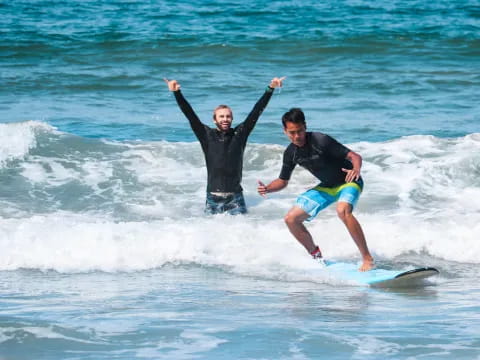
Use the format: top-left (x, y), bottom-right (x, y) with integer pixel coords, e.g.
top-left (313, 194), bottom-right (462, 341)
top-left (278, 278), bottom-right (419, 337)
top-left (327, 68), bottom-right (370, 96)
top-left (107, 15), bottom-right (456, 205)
top-left (257, 108), bottom-right (374, 271)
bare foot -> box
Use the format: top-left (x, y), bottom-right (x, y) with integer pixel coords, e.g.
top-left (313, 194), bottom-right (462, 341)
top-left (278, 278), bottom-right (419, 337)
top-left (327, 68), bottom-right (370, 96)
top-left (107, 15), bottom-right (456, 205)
top-left (358, 257), bottom-right (375, 272)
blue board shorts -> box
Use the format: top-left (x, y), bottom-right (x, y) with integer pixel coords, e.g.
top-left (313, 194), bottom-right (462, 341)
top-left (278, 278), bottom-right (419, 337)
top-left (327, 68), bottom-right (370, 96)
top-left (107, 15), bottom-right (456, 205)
top-left (205, 191), bottom-right (247, 215)
top-left (296, 181), bottom-right (363, 221)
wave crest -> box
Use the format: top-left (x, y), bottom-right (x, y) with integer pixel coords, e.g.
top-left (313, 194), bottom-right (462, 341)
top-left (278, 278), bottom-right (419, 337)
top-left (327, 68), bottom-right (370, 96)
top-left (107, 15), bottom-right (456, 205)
top-left (0, 121), bottom-right (57, 167)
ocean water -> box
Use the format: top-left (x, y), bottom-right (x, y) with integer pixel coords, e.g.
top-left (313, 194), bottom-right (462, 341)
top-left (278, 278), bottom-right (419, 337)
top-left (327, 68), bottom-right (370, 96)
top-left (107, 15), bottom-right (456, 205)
top-left (1, 0), bottom-right (480, 359)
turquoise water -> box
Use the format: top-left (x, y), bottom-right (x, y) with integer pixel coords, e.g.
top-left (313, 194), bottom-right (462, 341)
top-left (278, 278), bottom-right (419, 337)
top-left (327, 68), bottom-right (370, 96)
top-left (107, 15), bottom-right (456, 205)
top-left (3, 0), bottom-right (479, 143)
top-left (1, 1), bottom-right (480, 359)
top-left (1, 264), bottom-right (478, 360)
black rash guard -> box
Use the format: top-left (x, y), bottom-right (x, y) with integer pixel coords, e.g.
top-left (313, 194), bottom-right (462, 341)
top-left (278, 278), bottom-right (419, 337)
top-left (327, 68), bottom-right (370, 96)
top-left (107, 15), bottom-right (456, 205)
top-left (174, 88), bottom-right (274, 193)
top-left (279, 132), bottom-right (362, 188)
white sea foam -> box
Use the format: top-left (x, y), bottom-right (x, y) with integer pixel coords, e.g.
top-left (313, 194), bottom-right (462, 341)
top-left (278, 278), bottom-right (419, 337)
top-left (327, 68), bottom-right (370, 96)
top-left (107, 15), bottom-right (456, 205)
top-left (0, 326), bottom-right (98, 345)
top-left (0, 207), bottom-right (478, 276)
top-left (0, 120), bottom-right (56, 166)
top-left (136, 328), bottom-right (227, 359)
top-left (1, 131), bottom-right (479, 274)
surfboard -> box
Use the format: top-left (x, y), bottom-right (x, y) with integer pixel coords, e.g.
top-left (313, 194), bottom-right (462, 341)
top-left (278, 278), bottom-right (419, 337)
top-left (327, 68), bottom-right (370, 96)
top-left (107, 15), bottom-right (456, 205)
top-left (322, 261), bottom-right (439, 287)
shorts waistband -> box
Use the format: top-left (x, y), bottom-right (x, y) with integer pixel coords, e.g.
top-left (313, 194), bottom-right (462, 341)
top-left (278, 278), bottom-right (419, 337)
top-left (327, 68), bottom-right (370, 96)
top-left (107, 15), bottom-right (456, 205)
top-left (209, 192), bottom-right (235, 197)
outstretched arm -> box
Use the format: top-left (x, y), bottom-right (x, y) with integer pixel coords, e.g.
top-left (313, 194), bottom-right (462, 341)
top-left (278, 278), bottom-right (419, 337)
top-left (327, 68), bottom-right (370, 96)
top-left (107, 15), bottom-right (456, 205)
top-left (243, 76), bottom-right (286, 134)
top-left (257, 178), bottom-right (289, 197)
top-left (164, 78), bottom-right (206, 141)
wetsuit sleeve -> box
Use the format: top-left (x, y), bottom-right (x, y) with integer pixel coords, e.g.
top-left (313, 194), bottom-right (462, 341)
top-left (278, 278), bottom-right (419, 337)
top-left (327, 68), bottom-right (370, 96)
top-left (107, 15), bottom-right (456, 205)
top-left (173, 90), bottom-right (208, 143)
top-left (279, 145), bottom-right (296, 181)
top-left (241, 87), bottom-right (274, 135)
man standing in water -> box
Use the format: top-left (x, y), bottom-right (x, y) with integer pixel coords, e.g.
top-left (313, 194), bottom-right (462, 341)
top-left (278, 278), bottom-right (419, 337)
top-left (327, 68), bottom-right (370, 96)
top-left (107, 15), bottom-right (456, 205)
top-left (165, 76), bottom-right (285, 215)
top-left (257, 108), bottom-right (374, 271)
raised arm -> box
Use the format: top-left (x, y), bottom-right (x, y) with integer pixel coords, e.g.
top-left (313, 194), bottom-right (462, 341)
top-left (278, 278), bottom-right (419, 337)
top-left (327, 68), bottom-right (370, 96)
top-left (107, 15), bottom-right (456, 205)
top-left (164, 78), bottom-right (207, 141)
top-left (243, 76), bottom-right (286, 134)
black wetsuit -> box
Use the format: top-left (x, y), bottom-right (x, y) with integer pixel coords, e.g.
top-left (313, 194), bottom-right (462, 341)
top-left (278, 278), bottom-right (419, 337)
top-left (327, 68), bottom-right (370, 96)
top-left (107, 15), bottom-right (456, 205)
top-left (174, 88), bottom-right (274, 194)
top-left (279, 132), bottom-right (363, 188)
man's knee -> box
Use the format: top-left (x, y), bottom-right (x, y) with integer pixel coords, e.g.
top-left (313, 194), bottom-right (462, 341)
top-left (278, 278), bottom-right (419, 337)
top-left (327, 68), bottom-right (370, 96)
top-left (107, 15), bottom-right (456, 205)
top-left (284, 212), bottom-right (296, 226)
top-left (336, 202), bottom-right (353, 221)
top-left (284, 211), bottom-right (302, 227)
top-left (285, 207), bottom-right (309, 227)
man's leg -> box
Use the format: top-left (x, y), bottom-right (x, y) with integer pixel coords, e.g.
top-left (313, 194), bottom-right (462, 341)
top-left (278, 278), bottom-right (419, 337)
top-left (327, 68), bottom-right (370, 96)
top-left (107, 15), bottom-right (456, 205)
top-left (286, 188), bottom-right (334, 258)
top-left (284, 206), bottom-right (318, 255)
top-left (336, 201), bottom-right (374, 271)
top-left (205, 193), bottom-right (223, 215)
top-left (225, 192), bottom-right (247, 215)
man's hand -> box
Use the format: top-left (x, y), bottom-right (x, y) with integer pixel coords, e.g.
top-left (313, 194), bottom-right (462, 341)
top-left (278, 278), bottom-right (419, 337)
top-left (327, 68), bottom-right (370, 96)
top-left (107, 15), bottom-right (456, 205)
top-left (343, 151), bottom-right (362, 183)
top-left (269, 76), bottom-right (286, 89)
top-left (164, 78), bottom-right (180, 92)
top-left (257, 180), bottom-right (268, 197)
top-left (342, 168), bottom-right (360, 183)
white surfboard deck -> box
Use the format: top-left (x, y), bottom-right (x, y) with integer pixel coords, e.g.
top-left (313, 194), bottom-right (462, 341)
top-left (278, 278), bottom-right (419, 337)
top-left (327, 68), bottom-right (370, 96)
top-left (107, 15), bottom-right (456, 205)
top-left (321, 261), bottom-right (439, 287)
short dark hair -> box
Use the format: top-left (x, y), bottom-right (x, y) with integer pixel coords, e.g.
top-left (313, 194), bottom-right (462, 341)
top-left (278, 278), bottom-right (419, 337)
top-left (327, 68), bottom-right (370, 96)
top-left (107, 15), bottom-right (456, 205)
top-left (282, 108), bottom-right (306, 128)
top-left (213, 105), bottom-right (232, 120)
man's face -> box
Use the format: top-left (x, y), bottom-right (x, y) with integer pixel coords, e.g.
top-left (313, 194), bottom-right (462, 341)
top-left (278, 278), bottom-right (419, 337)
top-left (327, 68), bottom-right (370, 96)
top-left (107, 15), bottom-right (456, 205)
top-left (284, 121), bottom-right (307, 147)
top-left (213, 108), bottom-right (233, 131)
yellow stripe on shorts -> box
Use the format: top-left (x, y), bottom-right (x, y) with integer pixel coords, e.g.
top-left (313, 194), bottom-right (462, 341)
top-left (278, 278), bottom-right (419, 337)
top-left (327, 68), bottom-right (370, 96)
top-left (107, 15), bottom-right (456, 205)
top-left (312, 182), bottom-right (362, 197)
